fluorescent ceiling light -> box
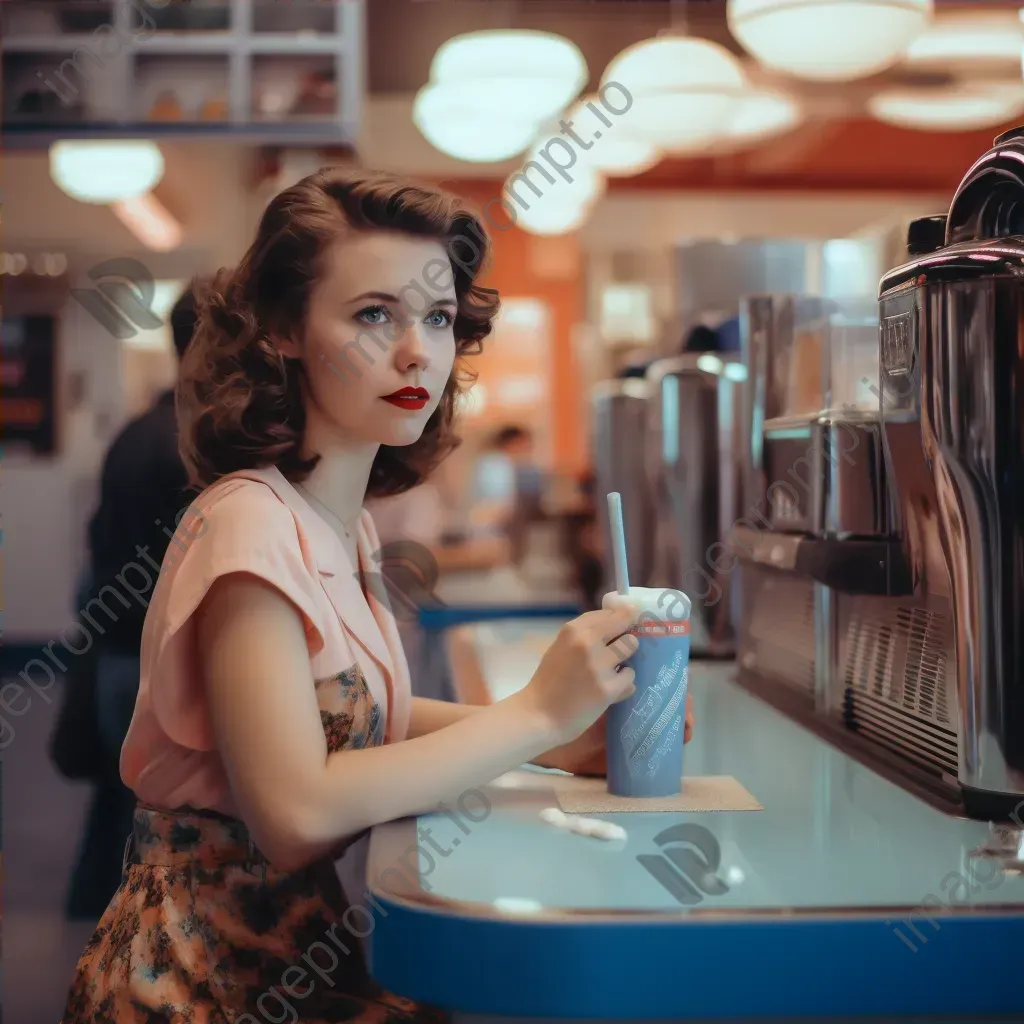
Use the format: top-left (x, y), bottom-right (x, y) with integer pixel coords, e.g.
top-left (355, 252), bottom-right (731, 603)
top-left (50, 140), bottom-right (164, 204)
top-left (111, 192), bottom-right (182, 251)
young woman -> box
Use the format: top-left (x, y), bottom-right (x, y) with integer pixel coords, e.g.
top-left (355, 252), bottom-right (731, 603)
top-left (62, 169), bottom-right (694, 1023)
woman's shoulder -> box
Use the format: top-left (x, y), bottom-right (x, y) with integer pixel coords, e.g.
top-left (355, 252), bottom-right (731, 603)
top-left (178, 474), bottom-right (304, 564)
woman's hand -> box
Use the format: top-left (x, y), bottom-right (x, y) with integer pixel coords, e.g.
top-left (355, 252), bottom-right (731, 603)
top-left (536, 691), bottom-right (695, 776)
top-left (519, 606), bottom-right (640, 747)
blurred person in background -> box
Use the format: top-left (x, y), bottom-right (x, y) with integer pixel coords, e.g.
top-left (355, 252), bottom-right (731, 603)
top-left (55, 288), bottom-right (197, 921)
top-left (365, 480), bottom-right (509, 701)
top-left (472, 424), bottom-right (546, 565)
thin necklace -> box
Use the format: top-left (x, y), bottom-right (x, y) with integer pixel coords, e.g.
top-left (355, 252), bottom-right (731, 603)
top-left (295, 483), bottom-right (355, 539)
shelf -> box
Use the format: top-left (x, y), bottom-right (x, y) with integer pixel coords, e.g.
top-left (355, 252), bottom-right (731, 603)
top-left (126, 33), bottom-right (237, 55)
top-left (2, 36), bottom-right (107, 54)
top-left (247, 35), bottom-right (348, 55)
top-left (1, 120), bottom-right (358, 149)
top-left (1, 0), bottom-right (364, 145)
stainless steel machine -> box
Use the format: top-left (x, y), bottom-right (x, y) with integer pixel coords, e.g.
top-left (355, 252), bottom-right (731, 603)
top-left (591, 376), bottom-right (657, 596)
top-left (733, 128), bottom-right (1024, 821)
top-left (644, 353), bottom-right (746, 657)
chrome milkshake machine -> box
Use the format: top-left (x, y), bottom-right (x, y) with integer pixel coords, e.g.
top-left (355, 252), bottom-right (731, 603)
top-left (591, 357), bottom-right (745, 658)
top-left (732, 128), bottom-right (1024, 821)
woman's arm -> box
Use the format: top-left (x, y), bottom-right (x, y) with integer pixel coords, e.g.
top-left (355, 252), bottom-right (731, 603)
top-left (407, 696), bottom-right (479, 738)
top-left (199, 574), bottom-right (561, 872)
top-left (407, 697), bottom-right (586, 772)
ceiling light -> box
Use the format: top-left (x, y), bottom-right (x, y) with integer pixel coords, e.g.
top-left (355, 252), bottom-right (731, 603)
top-left (508, 185), bottom-right (594, 236)
top-left (50, 140), bottom-right (164, 203)
top-left (868, 83), bottom-right (1024, 131)
top-left (558, 96), bottom-right (662, 176)
top-left (431, 30), bottom-right (587, 119)
top-left (414, 30), bottom-right (588, 162)
top-left (724, 89), bottom-right (804, 147)
top-left (413, 83), bottom-right (540, 162)
top-left (517, 143), bottom-right (607, 206)
top-left (601, 37), bottom-right (748, 154)
top-left (728, 0), bottom-right (934, 82)
top-left (111, 192), bottom-right (182, 251)
top-left (903, 12), bottom-right (1023, 68)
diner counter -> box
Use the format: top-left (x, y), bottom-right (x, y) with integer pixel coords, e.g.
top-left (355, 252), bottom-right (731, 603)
top-left (366, 618), bottom-right (1024, 1020)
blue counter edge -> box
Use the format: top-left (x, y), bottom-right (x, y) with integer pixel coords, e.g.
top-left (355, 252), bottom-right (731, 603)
top-left (367, 894), bottom-right (1024, 1018)
top-left (418, 604), bottom-right (579, 632)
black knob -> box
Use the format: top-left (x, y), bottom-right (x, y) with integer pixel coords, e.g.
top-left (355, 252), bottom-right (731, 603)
top-left (907, 215), bottom-right (947, 256)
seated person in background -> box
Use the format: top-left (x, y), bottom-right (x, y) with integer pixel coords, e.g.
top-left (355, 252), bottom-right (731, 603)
top-left (472, 424), bottom-right (546, 564)
top-left (365, 480), bottom-right (509, 700)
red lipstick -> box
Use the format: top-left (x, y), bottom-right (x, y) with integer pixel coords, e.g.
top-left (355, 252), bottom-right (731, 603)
top-left (381, 386), bottom-right (430, 410)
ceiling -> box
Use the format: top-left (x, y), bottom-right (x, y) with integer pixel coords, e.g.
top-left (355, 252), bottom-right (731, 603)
top-left (361, 0), bottom-right (1024, 193)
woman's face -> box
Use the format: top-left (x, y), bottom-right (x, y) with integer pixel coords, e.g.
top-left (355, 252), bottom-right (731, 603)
top-left (292, 231), bottom-right (458, 448)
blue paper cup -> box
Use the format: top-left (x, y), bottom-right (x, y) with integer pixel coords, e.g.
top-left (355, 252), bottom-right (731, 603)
top-left (603, 588), bottom-right (691, 798)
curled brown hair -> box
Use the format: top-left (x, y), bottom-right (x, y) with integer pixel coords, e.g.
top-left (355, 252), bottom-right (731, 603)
top-left (178, 168), bottom-right (499, 497)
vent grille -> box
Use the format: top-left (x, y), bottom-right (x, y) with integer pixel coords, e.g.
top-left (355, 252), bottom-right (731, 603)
top-left (837, 596), bottom-right (958, 778)
top-left (738, 564), bottom-right (815, 698)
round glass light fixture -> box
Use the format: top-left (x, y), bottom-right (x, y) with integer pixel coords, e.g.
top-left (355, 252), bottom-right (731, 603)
top-left (728, 0), bottom-right (934, 82)
top-left (518, 141), bottom-right (608, 205)
top-left (868, 84), bottom-right (1024, 131)
top-left (413, 83), bottom-right (541, 162)
top-left (415, 30), bottom-right (588, 163)
top-left (601, 37), bottom-right (748, 154)
top-left (505, 163), bottom-right (602, 235)
top-left (903, 11), bottom-right (1024, 69)
top-left (722, 89), bottom-right (804, 147)
top-left (554, 96), bottom-right (662, 176)
top-left (50, 139), bottom-right (164, 203)
top-left (513, 195), bottom-right (591, 236)
top-left (432, 31), bottom-right (585, 126)
top-left (432, 30), bottom-right (587, 108)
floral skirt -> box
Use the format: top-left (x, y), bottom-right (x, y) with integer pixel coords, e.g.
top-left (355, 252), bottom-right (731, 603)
top-left (62, 804), bottom-right (447, 1023)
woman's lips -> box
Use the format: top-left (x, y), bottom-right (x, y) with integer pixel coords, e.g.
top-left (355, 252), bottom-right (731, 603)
top-left (381, 386), bottom-right (429, 411)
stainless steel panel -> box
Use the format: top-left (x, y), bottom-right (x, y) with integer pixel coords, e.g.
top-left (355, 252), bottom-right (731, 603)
top-left (737, 562), bottom-right (816, 700)
top-left (880, 248), bottom-right (1024, 804)
top-left (815, 416), bottom-right (889, 539)
top-left (645, 354), bottom-right (743, 656)
top-left (591, 378), bottom-right (656, 590)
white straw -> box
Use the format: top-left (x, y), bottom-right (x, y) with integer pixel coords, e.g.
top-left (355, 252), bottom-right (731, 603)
top-left (606, 492), bottom-right (630, 596)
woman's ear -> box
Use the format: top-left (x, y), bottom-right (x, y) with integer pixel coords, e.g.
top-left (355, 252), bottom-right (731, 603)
top-left (274, 333), bottom-right (301, 359)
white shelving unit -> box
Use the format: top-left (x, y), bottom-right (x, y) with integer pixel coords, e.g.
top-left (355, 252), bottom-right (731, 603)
top-left (2, 0), bottom-right (365, 147)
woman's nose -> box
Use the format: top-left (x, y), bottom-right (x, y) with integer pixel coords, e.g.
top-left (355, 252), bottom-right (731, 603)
top-left (391, 320), bottom-right (430, 371)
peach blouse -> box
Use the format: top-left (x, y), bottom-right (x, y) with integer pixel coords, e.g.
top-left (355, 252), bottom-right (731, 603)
top-left (119, 465), bottom-right (413, 815)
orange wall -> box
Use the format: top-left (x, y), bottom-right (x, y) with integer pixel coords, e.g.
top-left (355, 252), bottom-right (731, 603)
top-left (437, 178), bottom-right (587, 478)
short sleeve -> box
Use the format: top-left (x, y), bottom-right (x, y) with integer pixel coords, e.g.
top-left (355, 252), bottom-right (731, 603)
top-left (147, 480), bottom-right (326, 750)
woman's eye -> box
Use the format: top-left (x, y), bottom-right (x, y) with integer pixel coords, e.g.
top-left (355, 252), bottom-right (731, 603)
top-left (356, 305), bottom-right (390, 325)
top-left (426, 309), bottom-right (454, 328)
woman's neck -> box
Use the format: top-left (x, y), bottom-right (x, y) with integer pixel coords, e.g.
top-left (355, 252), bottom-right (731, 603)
top-left (298, 406), bottom-right (379, 526)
